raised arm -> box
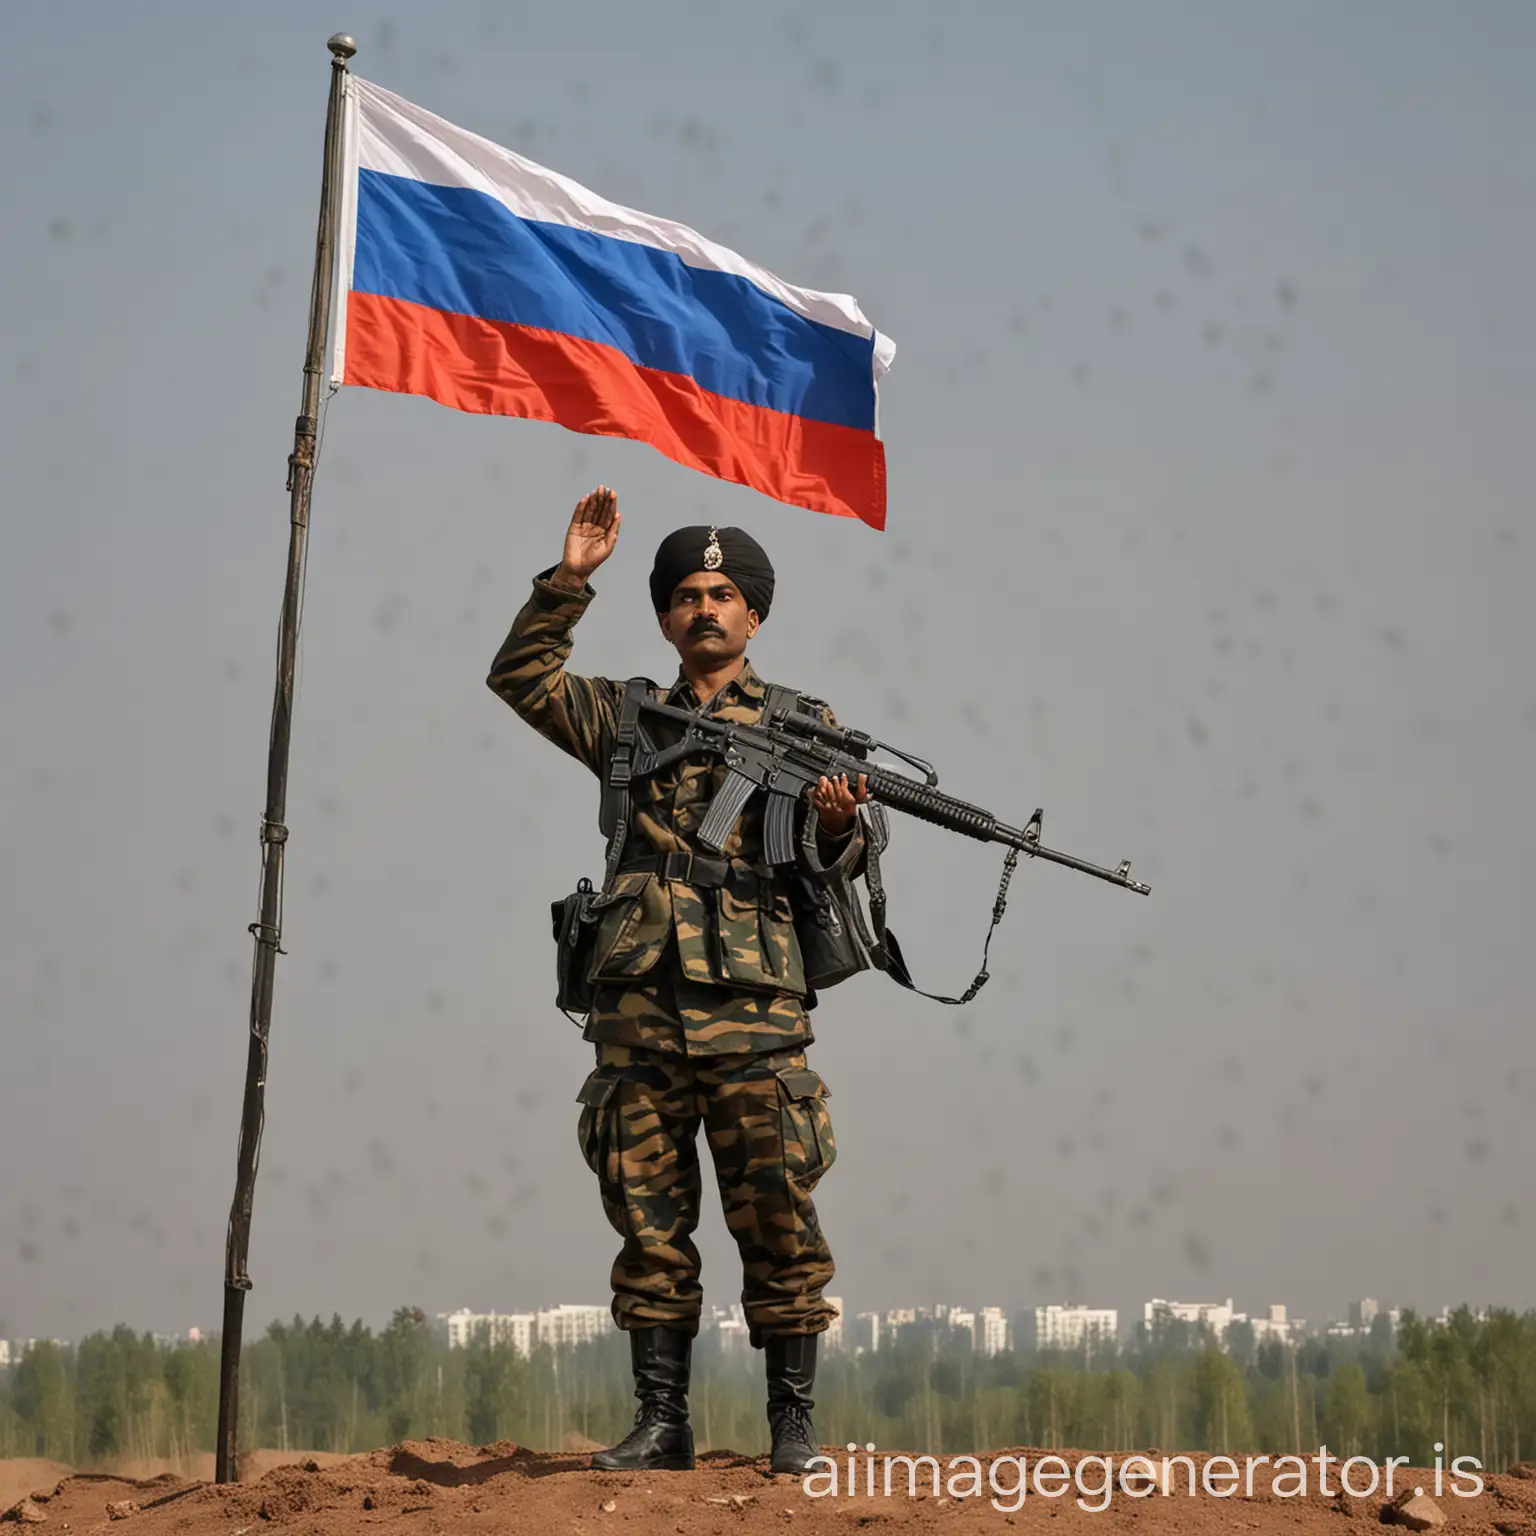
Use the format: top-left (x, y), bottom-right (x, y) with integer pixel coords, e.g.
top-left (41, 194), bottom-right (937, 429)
top-left (485, 486), bottom-right (627, 776)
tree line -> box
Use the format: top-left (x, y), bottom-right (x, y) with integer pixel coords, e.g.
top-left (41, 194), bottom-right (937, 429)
top-left (1, 1305), bottom-right (1533, 1471)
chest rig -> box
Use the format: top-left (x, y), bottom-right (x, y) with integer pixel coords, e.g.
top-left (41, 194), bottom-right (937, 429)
top-left (554, 676), bottom-right (1005, 1018)
top-left (594, 677), bottom-right (886, 998)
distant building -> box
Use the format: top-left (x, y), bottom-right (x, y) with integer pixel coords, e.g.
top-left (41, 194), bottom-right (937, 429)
top-left (852, 1311), bottom-right (882, 1354)
top-left (979, 1307), bottom-right (1010, 1357)
top-left (945, 1307), bottom-right (1011, 1355)
top-left (1145, 1297), bottom-right (1237, 1337)
top-left (1326, 1302), bottom-right (1393, 1340)
top-left (823, 1297), bottom-right (844, 1353)
top-left (150, 1328), bottom-right (206, 1350)
top-left (439, 1308), bottom-right (537, 1354)
top-left (827, 1304), bottom-right (1003, 1355)
top-left (438, 1304), bottom-right (612, 1353)
top-left (1247, 1303), bottom-right (1304, 1345)
top-left (0, 1340), bottom-right (9, 1369)
top-left (1146, 1298), bottom-right (1310, 1348)
top-left (878, 1304), bottom-right (985, 1346)
top-left (703, 1303), bottom-right (749, 1352)
top-left (1033, 1305), bottom-right (1118, 1351)
top-left (536, 1304), bottom-right (612, 1349)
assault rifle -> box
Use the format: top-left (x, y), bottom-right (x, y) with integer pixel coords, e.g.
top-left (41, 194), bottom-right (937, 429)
top-left (631, 698), bottom-right (1150, 895)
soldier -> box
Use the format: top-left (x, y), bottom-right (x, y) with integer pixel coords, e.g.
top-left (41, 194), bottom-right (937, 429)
top-left (486, 485), bottom-right (867, 1475)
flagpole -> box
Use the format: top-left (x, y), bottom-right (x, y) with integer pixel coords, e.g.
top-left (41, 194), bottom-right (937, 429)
top-left (215, 31), bottom-right (356, 1486)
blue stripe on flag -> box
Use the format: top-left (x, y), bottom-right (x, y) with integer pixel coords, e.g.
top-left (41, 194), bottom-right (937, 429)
top-left (351, 169), bottom-right (877, 432)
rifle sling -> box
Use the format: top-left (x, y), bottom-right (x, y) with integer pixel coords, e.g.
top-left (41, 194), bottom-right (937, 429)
top-left (861, 801), bottom-right (1020, 1008)
top-left (599, 677), bottom-right (651, 889)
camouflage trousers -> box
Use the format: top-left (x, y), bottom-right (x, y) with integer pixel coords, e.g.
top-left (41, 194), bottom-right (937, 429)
top-left (575, 1040), bottom-right (837, 1344)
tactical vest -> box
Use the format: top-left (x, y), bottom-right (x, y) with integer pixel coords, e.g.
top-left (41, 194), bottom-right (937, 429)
top-left (551, 679), bottom-right (1003, 1020)
top-left (594, 677), bottom-right (883, 999)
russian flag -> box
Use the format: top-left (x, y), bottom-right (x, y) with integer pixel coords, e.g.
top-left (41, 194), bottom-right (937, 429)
top-left (331, 78), bottom-right (895, 528)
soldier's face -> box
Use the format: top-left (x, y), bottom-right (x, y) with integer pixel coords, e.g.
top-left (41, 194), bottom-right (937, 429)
top-left (659, 571), bottom-right (760, 665)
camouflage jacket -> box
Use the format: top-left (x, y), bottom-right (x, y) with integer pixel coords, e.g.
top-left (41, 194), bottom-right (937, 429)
top-left (487, 571), bottom-right (865, 1007)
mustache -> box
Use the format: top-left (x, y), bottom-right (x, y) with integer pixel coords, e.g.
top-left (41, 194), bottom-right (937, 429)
top-left (687, 618), bottom-right (726, 638)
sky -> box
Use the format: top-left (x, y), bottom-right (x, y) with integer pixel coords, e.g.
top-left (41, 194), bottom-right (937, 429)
top-left (1, 0), bottom-right (1533, 1345)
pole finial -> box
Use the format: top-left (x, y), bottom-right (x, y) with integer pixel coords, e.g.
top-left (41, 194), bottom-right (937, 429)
top-left (328, 33), bottom-right (358, 60)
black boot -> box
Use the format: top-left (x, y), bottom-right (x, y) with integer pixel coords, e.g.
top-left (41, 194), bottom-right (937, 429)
top-left (765, 1332), bottom-right (820, 1475)
top-left (591, 1326), bottom-right (696, 1472)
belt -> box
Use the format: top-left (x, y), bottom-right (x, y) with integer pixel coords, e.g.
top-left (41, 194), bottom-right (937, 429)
top-left (619, 849), bottom-right (776, 902)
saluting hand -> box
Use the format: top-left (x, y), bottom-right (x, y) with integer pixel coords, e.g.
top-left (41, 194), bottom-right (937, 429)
top-left (553, 485), bottom-right (621, 589)
top-left (810, 772), bottom-right (868, 836)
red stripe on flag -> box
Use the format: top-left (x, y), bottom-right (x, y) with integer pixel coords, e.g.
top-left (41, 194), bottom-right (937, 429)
top-left (344, 291), bottom-right (886, 529)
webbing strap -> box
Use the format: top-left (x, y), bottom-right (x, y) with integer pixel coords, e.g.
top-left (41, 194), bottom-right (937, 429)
top-left (867, 840), bottom-right (1018, 1006)
top-left (600, 678), bottom-right (651, 889)
top-left (858, 781), bottom-right (1015, 1005)
top-left (773, 686), bottom-right (1015, 1004)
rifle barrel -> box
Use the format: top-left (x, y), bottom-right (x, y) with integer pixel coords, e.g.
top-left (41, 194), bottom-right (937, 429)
top-left (864, 765), bottom-right (1150, 895)
top-left (995, 821), bottom-right (1152, 895)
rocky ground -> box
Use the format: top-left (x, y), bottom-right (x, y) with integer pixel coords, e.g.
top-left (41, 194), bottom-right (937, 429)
top-left (4, 1442), bottom-right (1535, 1535)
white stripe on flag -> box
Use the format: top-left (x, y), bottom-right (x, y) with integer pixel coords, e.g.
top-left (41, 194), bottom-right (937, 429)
top-left (328, 75), bottom-right (362, 390)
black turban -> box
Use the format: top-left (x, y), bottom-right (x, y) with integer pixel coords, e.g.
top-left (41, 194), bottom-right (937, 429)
top-left (649, 525), bottom-right (775, 621)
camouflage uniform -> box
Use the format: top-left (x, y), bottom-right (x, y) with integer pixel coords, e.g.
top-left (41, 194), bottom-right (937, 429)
top-left (487, 571), bottom-right (860, 1343)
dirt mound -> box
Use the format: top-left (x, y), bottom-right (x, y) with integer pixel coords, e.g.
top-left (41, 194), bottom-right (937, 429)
top-left (6, 1442), bottom-right (1535, 1534)
top-left (236, 1449), bottom-right (354, 1481)
top-left (0, 1465), bottom-right (70, 1512)
top-left (0, 1449), bottom-right (350, 1498)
